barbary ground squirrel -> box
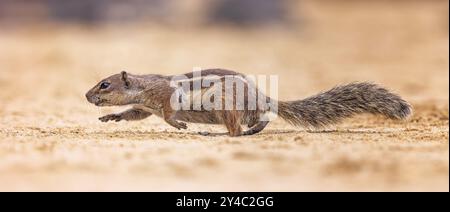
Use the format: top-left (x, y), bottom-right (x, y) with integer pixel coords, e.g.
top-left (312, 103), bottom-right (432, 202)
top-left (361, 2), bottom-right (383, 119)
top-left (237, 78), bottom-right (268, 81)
top-left (85, 69), bottom-right (412, 136)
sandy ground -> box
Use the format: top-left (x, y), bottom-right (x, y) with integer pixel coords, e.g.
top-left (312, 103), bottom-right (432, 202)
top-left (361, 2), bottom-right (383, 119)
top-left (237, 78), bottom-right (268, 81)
top-left (0, 2), bottom-right (448, 191)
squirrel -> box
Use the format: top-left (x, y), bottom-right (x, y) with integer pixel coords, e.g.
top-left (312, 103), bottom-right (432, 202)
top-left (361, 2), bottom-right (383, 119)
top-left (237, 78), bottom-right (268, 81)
top-left (85, 69), bottom-right (412, 137)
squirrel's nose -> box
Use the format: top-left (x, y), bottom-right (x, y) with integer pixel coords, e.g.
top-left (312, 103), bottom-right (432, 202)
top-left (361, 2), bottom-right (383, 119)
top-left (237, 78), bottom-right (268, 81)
top-left (85, 92), bottom-right (92, 102)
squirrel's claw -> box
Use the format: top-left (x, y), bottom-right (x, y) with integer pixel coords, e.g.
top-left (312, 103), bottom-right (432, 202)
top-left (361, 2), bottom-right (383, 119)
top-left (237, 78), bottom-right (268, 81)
top-left (99, 114), bottom-right (122, 122)
top-left (164, 117), bottom-right (188, 130)
top-left (171, 121), bottom-right (187, 130)
top-left (176, 122), bottom-right (188, 130)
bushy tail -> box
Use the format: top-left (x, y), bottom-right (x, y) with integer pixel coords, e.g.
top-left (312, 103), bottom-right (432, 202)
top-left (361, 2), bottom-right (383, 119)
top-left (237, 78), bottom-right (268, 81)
top-left (278, 82), bottom-right (412, 129)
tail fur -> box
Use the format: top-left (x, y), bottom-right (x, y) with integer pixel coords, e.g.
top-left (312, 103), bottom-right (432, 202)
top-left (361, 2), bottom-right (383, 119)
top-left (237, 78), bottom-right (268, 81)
top-left (278, 82), bottom-right (412, 129)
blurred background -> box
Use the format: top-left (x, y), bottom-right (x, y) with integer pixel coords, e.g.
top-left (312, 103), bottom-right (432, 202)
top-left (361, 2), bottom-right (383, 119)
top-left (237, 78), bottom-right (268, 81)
top-left (0, 0), bottom-right (448, 191)
top-left (0, 0), bottom-right (448, 102)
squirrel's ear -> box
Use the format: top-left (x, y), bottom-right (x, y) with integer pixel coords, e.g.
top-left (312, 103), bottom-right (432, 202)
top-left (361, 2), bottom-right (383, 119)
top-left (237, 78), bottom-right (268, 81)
top-left (121, 71), bottom-right (130, 88)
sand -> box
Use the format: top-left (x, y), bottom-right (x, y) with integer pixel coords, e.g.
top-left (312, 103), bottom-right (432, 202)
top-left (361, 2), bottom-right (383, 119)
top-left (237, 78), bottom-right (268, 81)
top-left (0, 1), bottom-right (448, 191)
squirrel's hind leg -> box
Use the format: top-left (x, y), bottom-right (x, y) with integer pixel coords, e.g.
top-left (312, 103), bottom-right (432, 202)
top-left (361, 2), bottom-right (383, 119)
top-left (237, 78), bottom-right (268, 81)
top-left (198, 121), bottom-right (268, 137)
top-left (199, 111), bottom-right (268, 137)
top-left (243, 121), bottom-right (269, 136)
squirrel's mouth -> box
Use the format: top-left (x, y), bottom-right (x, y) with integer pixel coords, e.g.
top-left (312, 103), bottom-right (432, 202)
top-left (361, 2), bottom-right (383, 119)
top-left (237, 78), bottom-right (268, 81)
top-left (86, 92), bottom-right (114, 107)
top-left (95, 100), bottom-right (106, 106)
top-left (95, 99), bottom-right (114, 107)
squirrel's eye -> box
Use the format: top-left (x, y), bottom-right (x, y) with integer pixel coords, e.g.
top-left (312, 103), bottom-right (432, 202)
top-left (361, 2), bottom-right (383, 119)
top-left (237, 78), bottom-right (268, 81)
top-left (100, 82), bottom-right (110, 90)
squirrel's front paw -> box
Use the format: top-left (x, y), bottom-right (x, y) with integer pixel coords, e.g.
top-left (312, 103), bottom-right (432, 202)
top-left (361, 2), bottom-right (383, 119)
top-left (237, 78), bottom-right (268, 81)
top-left (99, 114), bottom-right (122, 122)
top-left (173, 121), bottom-right (188, 130)
top-left (177, 122), bottom-right (188, 130)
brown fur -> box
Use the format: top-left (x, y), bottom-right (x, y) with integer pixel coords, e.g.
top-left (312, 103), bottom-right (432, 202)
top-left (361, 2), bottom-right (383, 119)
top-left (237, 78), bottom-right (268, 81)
top-left (86, 69), bottom-right (412, 136)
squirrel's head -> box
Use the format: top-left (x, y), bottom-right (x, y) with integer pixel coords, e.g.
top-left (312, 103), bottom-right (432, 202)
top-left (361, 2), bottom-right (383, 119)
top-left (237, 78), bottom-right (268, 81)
top-left (85, 71), bottom-right (138, 107)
